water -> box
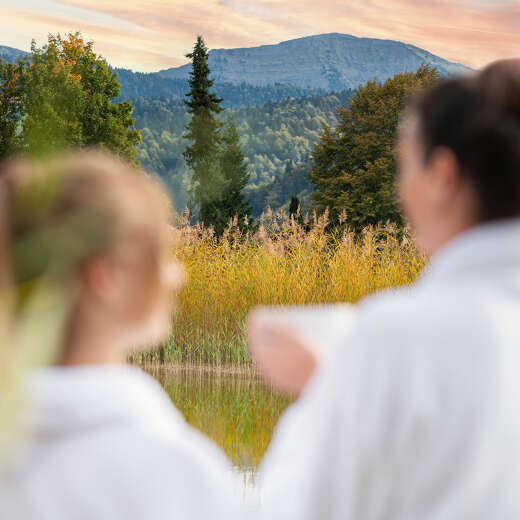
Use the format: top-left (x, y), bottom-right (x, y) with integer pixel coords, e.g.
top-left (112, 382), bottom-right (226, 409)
top-left (146, 365), bottom-right (293, 474)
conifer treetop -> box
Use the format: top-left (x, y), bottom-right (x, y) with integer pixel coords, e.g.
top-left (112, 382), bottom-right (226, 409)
top-left (184, 36), bottom-right (223, 114)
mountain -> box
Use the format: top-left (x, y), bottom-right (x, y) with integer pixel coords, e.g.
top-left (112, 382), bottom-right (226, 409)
top-left (158, 33), bottom-right (471, 91)
top-left (1, 34), bottom-right (471, 105)
top-left (0, 45), bottom-right (28, 62)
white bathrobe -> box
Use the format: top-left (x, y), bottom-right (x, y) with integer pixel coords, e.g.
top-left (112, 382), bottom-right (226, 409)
top-left (0, 365), bottom-right (246, 519)
top-left (257, 219), bottom-right (520, 519)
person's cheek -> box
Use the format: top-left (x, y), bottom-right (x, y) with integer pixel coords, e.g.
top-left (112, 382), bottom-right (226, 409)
top-left (133, 261), bottom-right (163, 325)
top-left (163, 260), bottom-right (185, 290)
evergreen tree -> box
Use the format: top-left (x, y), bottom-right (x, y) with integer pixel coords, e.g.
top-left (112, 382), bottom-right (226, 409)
top-left (219, 116), bottom-right (252, 233)
top-left (289, 196), bottom-right (301, 218)
top-left (131, 90), bottom-right (354, 215)
top-left (183, 36), bottom-right (225, 228)
top-left (282, 161), bottom-right (295, 201)
top-left (310, 65), bottom-right (439, 231)
top-left (0, 33), bottom-right (141, 162)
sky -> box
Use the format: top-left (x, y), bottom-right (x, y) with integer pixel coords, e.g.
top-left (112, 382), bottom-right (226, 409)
top-left (1, 0), bottom-right (519, 72)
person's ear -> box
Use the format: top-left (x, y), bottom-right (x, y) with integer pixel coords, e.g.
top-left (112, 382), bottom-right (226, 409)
top-left (81, 256), bottom-right (120, 306)
top-left (427, 147), bottom-right (463, 209)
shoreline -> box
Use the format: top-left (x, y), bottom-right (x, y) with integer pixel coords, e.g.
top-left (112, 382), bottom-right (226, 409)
top-left (136, 361), bottom-right (260, 378)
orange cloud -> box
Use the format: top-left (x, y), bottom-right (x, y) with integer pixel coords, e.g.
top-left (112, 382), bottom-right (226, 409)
top-left (1, 0), bottom-right (518, 71)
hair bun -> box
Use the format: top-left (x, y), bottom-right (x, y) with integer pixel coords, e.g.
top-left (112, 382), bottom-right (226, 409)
top-left (478, 59), bottom-right (520, 121)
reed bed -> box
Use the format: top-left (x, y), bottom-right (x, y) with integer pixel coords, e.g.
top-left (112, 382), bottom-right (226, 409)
top-left (133, 210), bottom-right (425, 366)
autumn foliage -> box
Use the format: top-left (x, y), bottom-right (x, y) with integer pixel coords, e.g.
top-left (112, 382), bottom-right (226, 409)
top-left (0, 33), bottom-right (140, 162)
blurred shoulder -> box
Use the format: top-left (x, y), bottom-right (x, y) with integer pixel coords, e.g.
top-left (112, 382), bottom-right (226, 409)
top-left (76, 424), bottom-right (240, 519)
top-left (355, 280), bottom-right (469, 338)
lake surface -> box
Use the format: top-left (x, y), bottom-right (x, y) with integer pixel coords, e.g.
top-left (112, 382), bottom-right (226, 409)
top-left (146, 365), bottom-right (293, 475)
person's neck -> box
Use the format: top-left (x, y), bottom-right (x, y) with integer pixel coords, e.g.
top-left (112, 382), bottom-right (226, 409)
top-left (59, 315), bottom-right (125, 367)
top-left (60, 346), bottom-right (124, 366)
top-left (426, 215), bottom-right (479, 258)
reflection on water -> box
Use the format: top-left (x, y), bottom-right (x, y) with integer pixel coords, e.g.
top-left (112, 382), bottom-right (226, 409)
top-left (146, 365), bottom-right (293, 472)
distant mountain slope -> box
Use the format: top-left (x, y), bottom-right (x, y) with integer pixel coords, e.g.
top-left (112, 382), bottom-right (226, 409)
top-left (0, 45), bottom-right (28, 62)
top-left (1, 34), bottom-right (471, 104)
top-left (158, 33), bottom-right (471, 90)
top-left (115, 68), bottom-right (325, 107)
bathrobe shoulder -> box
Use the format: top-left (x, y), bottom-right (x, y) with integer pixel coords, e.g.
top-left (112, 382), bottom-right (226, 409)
top-left (0, 366), bottom-right (244, 520)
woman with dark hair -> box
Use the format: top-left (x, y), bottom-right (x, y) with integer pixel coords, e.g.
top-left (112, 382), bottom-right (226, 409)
top-left (249, 59), bottom-right (520, 518)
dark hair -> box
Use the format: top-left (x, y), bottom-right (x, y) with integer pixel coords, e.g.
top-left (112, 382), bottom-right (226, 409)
top-left (411, 59), bottom-right (520, 222)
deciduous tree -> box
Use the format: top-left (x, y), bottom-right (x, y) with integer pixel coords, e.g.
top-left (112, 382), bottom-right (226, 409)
top-left (310, 65), bottom-right (439, 231)
top-left (0, 33), bottom-right (140, 162)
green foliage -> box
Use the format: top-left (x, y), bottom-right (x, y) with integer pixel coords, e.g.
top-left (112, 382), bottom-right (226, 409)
top-left (0, 33), bottom-right (141, 162)
top-left (247, 160), bottom-right (313, 217)
top-left (133, 90), bottom-right (354, 214)
top-left (219, 116), bottom-right (252, 232)
top-left (183, 36), bottom-right (225, 228)
top-left (235, 91), bottom-right (353, 185)
top-left (0, 59), bottom-right (21, 158)
top-left (289, 196), bottom-right (301, 218)
top-left (183, 37), bottom-right (252, 234)
top-left (115, 68), bottom-right (324, 108)
top-left (310, 65), bottom-right (440, 231)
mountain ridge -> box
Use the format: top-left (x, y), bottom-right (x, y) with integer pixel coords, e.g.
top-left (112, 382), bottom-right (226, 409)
top-left (1, 33), bottom-right (471, 96)
top-left (0, 45), bottom-right (28, 62)
top-left (157, 33), bottom-right (471, 90)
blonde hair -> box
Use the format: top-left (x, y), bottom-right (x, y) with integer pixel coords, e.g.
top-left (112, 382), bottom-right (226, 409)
top-left (2, 150), bottom-right (172, 295)
top-left (0, 150), bottom-right (173, 443)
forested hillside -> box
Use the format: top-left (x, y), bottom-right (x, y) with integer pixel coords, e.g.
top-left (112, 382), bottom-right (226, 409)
top-left (247, 160), bottom-right (314, 216)
top-left (134, 90), bottom-right (354, 214)
top-left (1, 35), bottom-right (468, 217)
top-left (116, 69), bottom-right (325, 107)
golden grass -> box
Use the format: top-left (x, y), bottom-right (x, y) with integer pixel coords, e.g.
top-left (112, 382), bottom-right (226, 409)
top-left (134, 210), bottom-right (425, 366)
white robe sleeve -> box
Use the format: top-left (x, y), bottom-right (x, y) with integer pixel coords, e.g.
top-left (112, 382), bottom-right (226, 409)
top-left (255, 303), bottom-right (417, 520)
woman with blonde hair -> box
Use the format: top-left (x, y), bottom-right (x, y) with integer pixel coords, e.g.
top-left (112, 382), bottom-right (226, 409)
top-left (0, 152), bottom-right (243, 519)
top-left (250, 59), bottom-right (520, 519)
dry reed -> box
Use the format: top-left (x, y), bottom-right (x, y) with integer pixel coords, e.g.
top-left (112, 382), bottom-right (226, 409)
top-left (133, 210), bottom-right (425, 366)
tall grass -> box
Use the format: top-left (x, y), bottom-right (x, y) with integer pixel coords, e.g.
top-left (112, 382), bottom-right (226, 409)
top-left (133, 210), bottom-right (425, 366)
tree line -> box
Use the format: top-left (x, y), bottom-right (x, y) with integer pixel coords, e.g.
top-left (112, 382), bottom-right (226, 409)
top-left (115, 68), bottom-right (326, 108)
top-left (0, 32), bottom-right (440, 235)
top-left (133, 90), bottom-right (354, 213)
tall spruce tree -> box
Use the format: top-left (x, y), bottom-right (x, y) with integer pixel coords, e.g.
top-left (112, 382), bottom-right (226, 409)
top-left (219, 116), bottom-right (252, 233)
top-left (183, 36), bottom-right (225, 228)
top-left (183, 37), bottom-right (252, 235)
